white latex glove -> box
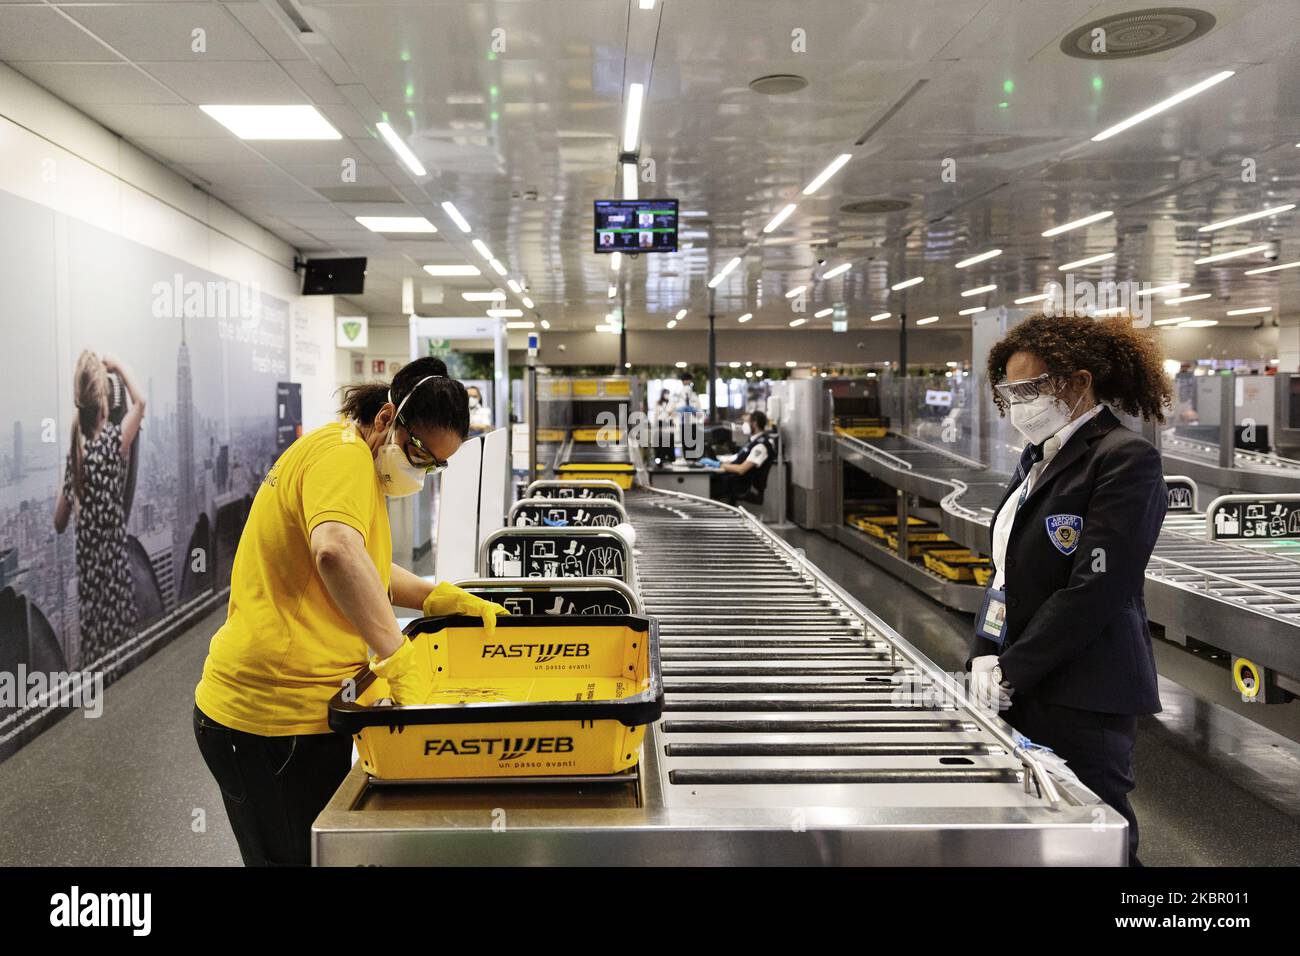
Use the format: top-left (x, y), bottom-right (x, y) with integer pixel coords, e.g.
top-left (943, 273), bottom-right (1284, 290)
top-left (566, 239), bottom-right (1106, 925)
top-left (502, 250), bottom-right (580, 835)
top-left (969, 655), bottom-right (1011, 713)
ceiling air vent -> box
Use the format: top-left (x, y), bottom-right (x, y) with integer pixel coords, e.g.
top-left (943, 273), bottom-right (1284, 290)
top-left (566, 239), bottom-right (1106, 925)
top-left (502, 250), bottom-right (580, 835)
top-left (840, 198), bottom-right (911, 215)
top-left (748, 74), bottom-right (809, 95)
top-left (315, 185), bottom-right (405, 203)
top-left (1060, 7), bottom-right (1215, 59)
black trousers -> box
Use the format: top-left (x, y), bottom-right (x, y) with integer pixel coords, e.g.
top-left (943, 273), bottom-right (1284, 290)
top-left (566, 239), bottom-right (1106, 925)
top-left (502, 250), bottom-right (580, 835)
top-left (1007, 696), bottom-right (1141, 866)
top-left (710, 472), bottom-right (753, 504)
top-left (193, 705), bottom-right (352, 867)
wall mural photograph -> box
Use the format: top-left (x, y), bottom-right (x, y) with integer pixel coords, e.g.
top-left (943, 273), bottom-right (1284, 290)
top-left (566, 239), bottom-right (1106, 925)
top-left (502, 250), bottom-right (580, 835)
top-left (0, 188), bottom-right (288, 763)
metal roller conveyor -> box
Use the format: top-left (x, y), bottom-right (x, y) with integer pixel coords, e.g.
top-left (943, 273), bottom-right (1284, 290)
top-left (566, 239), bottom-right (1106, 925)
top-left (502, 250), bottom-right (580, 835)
top-left (836, 432), bottom-right (1300, 698)
top-left (1160, 432), bottom-right (1300, 494)
top-left (312, 486), bottom-right (1126, 866)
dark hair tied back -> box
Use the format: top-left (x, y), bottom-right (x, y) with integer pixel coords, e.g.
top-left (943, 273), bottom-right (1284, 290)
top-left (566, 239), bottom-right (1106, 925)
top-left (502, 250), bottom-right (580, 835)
top-left (338, 355), bottom-right (470, 438)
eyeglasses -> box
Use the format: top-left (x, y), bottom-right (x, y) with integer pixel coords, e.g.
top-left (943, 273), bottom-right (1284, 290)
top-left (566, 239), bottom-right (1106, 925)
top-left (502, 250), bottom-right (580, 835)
top-left (994, 373), bottom-right (1055, 404)
top-left (396, 411), bottom-right (449, 474)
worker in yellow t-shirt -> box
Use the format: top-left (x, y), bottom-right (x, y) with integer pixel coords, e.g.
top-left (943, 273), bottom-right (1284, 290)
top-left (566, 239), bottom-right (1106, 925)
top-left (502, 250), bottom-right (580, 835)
top-left (193, 355), bottom-right (507, 866)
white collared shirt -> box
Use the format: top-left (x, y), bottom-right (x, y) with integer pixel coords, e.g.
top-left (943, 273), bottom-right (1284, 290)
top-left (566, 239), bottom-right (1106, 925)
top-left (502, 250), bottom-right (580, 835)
top-left (990, 404), bottom-right (1103, 591)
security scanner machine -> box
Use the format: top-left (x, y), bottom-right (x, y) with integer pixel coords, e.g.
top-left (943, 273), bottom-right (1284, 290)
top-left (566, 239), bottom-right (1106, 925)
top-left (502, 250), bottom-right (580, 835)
top-left (313, 479), bottom-right (1127, 866)
top-left (534, 375), bottom-right (639, 489)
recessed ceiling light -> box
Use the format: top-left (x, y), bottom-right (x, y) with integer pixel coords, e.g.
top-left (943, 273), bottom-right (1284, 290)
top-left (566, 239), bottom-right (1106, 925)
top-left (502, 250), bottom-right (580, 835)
top-left (1225, 306), bottom-right (1271, 316)
top-left (1199, 204), bottom-right (1296, 232)
top-left (708, 256), bottom-right (742, 288)
top-left (505, 321), bottom-right (535, 329)
top-left (1090, 70), bottom-right (1234, 142)
top-left (822, 262), bottom-right (852, 279)
top-left (891, 276), bottom-right (924, 291)
top-left (375, 121), bottom-right (426, 176)
top-left (462, 291), bottom-right (506, 301)
top-left (916, 316), bottom-right (939, 326)
top-left (869, 312), bottom-right (891, 321)
top-left (675, 361), bottom-right (688, 369)
top-left (1014, 292), bottom-right (1053, 304)
top-left (738, 313), bottom-right (753, 323)
top-left (1134, 282), bottom-right (1189, 297)
top-left (961, 283), bottom-right (997, 297)
top-left (611, 251), bottom-right (622, 271)
top-left (1164, 292), bottom-right (1210, 304)
top-left (355, 216), bottom-right (436, 233)
top-left (471, 239), bottom-right (493, 261)
top-left (785, 360), bottom-right (798, 367)
top-left (424, 264), bottom-right (481, 276)
top-left (608, 286), bottom-right (618, 298)
top-left (505, 279), bottom-right (521, 294)
top-left (763, 203), bottom-right (798, 234)
top-left (521, 296), bottom-right (535, 309)
top-left (1180, 319), bottom-right (1218, 328)
top-left (1193, 243), bottom-right (1271, 265)
top-left (441, 201), bottom-right (472, 232)
top-left (487, 308), bottom-right (523, 318)
top-left (814, 308), bottom-right (834, 318)
top-left (802, 153), bottom-right (853, 195)
top-left (1042, 211), bottom-right (1113, 237)
top-left (1058, 252), bottom-right (1114, 270)
top-left (489, 258), bottom-right (508, 276)
top-left (789, 318), bottom-right (807, 327)
top-left (729, 361), bottom-right (742, 368)
top-left (676, 309), bottom-right (688, 320)
top-left (1244, 260), bottom-right (1300, 275)
top-left (623, 83), bottom-right (644, 152)
top-left (622, 161), bottom-right (638, 201)
top-left (200, 104), bottom-right (341, 140)
top-left (1155, 316), bottom-right (1190, 326)
top-left (667, 320), bottom-right (677, 328)
top-left (540, 319), bottom-right (551, 330)
top-left (955, 248), bottom-right (1002, 268)
top-left (639, 0), bottom-right (655, 9)
top-left (958, 306), bottom-right (986, 315)
top-left (785, 286), bottom-right (805, 299)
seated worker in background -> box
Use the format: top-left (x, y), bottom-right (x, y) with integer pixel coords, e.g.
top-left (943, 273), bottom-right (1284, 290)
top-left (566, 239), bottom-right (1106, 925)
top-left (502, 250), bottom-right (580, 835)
top-left (710, 410), bottom-right (774, 505)
top-left (467, 384), bottom-right (493, 435)
top-left (193, 356), bottom-right (508, 867)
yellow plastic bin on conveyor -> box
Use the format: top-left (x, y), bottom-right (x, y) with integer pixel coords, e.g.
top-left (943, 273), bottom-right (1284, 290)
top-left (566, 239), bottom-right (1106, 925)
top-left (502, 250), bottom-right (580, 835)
top-left (556, 462), bottom-right (635, 489)
top-left (328, 614), bottom-right (662, 782)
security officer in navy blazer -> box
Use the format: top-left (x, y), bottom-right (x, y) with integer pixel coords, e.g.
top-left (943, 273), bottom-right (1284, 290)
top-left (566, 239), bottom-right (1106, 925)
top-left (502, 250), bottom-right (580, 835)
top-left (971, 314), bottom-right (1174, 866)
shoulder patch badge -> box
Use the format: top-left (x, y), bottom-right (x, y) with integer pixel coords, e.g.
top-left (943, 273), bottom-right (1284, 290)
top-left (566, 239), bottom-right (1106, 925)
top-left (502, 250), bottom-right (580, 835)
top-left (1045, 514), bottom-right (1083, 555)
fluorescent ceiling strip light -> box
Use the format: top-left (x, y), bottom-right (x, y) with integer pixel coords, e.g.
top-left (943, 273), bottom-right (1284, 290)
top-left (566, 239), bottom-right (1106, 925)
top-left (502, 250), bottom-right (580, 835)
top-left (737, 313), bottom-right (752, 323)
top-left (789, 318), bottom-right (807, 327)
top-left (1193, 243), bottom-right (1271, 265)
top-left (462, 291), bottom-right (506, 301)
top-left (708, 256), bottom-right (742, 288)
top-left (916, 316), bottom-right (939, 326)
top-left (375, 121), bottom-right (426, 175)
top-left (891, 276), bottom-right (923, 291)
top-left (521, 296), bottom-right (535, 309)
top-left (955, 248), bottom-right (1002, 268)
top-left (487, 309), bottom-right (523, 318)
top-left (1225, 306), bottom-right (1271, 315)
top-left (355, 216), bottom-right (435, 233)
top-left (869, 312), bottom-right (891, 321)
top-left (763, 203), bottom-right (798, 234)
top-left (489, 258), bottom-right (508, 276)
top-left (958, 306), bottom-right (986, 315)
top-left (1134, 282), bottom-right (1189, 297)
top-left (802, 153), bottom-right (853, 195)
top-left (1164, 292), bottom-right (1210, 304)
top-left (424, 264), bottom-right (480, 276)
top-left (961, 284), bottom-right (997, 297)
top-left (1199, 203), bottom-right (1295, 232)
top-left (1092, 306), bottom-right (1127, 316)
top-left (1042, 211), bottom-right (1113, 237)
top-left (1244, 260), bottom-right (1300, 275)
top-left (1090, 70), bottom-right (1234, 142)
top-left (1154, 317), bottom-right (1190, 326)
top-left (1181, 319), bottom-right (1218, 328)
top-left (1058, 252), bottom-right (1114, 270)
top-left (822, 262), bottom-right (852, 279)
top-left (666, 320), bottom-right (677, 329)
top-left (639, 0), bottom-right (655, 8)
top-left (608, 286), bottom-right (618, 298)
top-left (1014, 293), bottom-right (1051, 304)
top-left (507, 279), bottom-right (522, 294)
top-left (814, 308), bottom-right (834, 318)
top-left (611, 251), bottom-right (622, 271)
top-left (622, 162), bottom-right (638, 201)
top-left (676, 309), bottom-right (688, 320)
top-left (471, 239), bottom-right (493, 261)
top-left (623, 83), bottom-right (644, 152)
top-left (505, 321), bottom-right (535, 329)
top-left (785, 285), bottom-right (806, 299)
top-left (440, 201), bottom-right (472, 232)
top-left (540, 319), bottom-right (550, 330)
top-left (201, 104), bottom-right (340, 140)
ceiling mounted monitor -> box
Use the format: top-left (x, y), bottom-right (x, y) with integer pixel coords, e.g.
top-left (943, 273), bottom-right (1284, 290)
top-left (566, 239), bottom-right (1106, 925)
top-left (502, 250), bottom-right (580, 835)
top-left (594, 199), bottom-right (678, 254)
top-left (302, 257), bottom-right (367, 295)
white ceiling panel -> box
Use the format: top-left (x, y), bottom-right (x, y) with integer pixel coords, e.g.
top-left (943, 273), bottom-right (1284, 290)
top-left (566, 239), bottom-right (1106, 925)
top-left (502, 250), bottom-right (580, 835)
top-left (139, 59), bottom-right (309, 103)
top-left (15, 62), bottom-right (183, 104)
top-left (59, 3), bottom-right (271, 62)
top-left (0, 5), bottom-right (119, 61)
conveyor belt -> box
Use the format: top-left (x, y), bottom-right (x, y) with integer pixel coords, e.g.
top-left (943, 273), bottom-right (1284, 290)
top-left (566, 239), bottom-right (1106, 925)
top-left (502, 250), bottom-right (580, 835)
top-left (1160, 432), bottom-right (1300, 494)
top-left (313, 486), bottom-right (1127, 865)
top-left (837, 432), bottom-right (1300, 688)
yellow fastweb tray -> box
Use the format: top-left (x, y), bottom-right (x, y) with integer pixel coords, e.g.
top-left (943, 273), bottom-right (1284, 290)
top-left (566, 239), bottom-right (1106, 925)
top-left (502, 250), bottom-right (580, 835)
top-left (328, 615), bottom-right (662, 781)
top-left (557, 463), bottom-right (634, 488)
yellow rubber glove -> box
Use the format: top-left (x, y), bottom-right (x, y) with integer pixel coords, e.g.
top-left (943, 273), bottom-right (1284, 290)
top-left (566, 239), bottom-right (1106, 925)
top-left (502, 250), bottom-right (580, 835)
top-left (369, 638), bottom-right (434, 705)
top-left (422, 581), bottom-right (510, 633)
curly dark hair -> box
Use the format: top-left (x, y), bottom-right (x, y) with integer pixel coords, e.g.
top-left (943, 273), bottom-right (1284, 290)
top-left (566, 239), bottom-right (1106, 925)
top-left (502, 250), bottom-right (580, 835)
top-left (986, 314), bottom-right (1173, 422)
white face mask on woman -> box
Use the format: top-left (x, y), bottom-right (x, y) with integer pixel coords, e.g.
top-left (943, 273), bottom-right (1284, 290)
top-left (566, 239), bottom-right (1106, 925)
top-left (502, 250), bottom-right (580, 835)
top-left (1009, 389), bottom-right (1084, 446)
top-left (374, 376), bottom-right (437, 498)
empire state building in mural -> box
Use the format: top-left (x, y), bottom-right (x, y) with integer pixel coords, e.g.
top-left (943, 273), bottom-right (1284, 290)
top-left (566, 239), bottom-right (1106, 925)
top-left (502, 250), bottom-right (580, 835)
top-left (173, 319), bottom-right (197, 600)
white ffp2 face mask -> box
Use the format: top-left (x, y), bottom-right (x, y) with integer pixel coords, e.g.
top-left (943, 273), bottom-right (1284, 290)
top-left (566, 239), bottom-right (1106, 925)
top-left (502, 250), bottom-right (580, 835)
top-left (374, 376), bottom-right (437, 498)
top-left (1009, 391), bottom-right (1082, 446)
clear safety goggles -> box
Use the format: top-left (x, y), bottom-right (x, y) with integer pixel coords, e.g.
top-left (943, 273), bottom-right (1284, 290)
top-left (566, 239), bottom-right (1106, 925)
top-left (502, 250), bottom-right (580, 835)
top-left (994, 372), bottom-right (1055, 404)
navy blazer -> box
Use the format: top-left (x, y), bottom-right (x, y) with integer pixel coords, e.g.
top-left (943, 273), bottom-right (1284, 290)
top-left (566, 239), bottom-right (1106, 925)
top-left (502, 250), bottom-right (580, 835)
top-left (970, 407), bottom-right (1164, 715)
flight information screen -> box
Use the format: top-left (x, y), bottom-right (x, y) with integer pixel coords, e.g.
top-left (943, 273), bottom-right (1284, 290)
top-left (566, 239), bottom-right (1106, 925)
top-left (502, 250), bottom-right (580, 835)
top-left (594, 199), bottom-right (678, 253)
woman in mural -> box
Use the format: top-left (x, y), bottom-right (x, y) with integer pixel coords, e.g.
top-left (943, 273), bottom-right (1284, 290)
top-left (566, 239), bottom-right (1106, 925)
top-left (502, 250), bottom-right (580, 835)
top-left (53, 351), bottom-right (146, 666)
